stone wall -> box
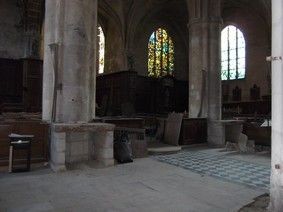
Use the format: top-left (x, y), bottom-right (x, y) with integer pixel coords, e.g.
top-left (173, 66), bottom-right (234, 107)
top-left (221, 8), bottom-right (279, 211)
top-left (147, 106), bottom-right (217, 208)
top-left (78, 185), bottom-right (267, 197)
top-left (98, 0), bottom-right (189, 80)
top-left (128, 0), bottom-right (189, 81)
top-left (0, 0), bottom-right (25, 59)
top-left (222, 5), bottom-right (271, 101)
top-left (0, 0), bottom-right (44, 59)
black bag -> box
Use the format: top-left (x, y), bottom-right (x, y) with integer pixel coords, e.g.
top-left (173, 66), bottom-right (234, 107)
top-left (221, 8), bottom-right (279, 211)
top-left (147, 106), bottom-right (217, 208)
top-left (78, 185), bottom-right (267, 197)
top-left (114, 132), bottom-right (133, 163)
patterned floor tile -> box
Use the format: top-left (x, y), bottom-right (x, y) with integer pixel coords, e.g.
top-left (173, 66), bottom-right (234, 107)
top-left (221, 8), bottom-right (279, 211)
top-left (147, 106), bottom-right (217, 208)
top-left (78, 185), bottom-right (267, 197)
top-left (153, 150), bottom-right (270, 191)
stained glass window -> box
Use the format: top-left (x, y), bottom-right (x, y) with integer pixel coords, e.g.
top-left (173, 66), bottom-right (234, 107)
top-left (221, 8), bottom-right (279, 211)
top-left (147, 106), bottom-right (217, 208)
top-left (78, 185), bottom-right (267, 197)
top-left (148, 28), bottom-right (174, 77)
top-left (97, 25), bottom-right (105, 74)
top-left (221, 25), bottom-right (246, 80)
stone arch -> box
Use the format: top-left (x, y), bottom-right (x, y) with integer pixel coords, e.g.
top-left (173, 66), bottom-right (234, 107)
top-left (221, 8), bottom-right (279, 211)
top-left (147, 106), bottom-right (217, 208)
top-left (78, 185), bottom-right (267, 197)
top-left (221, 0), bottom-right (271, 101)
top-left (127, 0), bottom-right (189, 80)
top-left (98, 0), bottom-right (127, 73)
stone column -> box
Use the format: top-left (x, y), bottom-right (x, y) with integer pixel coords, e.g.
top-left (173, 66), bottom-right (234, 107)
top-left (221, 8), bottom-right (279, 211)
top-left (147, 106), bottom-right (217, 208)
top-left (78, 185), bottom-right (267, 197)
top-left (188, 0), bottom-right (222, 119)
top-left (187, 0), bottom-right (224, 145)
top-left (188, 20), bottom-right (208, 118)
top-left (207, 17), bottom-right (222, 121)
top-left (43, 0), bottom-right (97, 123)
top-left (207, 7), bottom-right (224, 146)
top-left (269, 0), bottom-right (283, 211)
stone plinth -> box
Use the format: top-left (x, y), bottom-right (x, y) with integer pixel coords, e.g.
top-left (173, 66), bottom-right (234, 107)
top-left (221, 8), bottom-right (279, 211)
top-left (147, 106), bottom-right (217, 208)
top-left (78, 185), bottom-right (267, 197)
top-left (208, 120), bottom-right (244, 147)
top-left (50, 123), bottom-right (115, 172)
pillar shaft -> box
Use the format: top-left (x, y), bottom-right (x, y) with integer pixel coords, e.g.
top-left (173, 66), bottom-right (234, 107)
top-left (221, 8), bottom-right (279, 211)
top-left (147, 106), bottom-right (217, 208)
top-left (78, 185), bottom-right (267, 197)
top-left (43, 0), bottom-right (97, 123)
top-left (188, 0), bottom-right (223, 146)
top-left (188, 0), bottom-right (222, 120)
top-left (270, 0), bottom-right (283, 211)
top-left (207, 20), bottom-right (222, 121)
top-left (188, 21), bottom-right (208, 118)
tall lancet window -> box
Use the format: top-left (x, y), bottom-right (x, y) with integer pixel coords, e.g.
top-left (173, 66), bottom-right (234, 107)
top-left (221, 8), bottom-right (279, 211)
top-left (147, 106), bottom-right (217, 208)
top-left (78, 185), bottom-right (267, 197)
top-left (97, 25), bottom-right (105, 74)
top-left (221, 25), bottom-right (246, 80)
top-left (148, 28), bottom-right (174, 77)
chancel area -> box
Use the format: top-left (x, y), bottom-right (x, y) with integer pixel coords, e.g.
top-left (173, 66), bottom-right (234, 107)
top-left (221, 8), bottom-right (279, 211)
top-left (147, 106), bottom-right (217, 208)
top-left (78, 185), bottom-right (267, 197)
top-left (1, 0), bottom-right (283, 211)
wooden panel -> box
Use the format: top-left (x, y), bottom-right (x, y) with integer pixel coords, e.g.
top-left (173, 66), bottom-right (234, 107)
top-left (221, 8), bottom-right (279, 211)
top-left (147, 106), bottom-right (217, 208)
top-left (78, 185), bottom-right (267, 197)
top-left (104, 118), bottom-right (145, 128)
top-left (174, 80), bottom-right (188, 113)
top-left (22, 59), bottom-right (43, 112)
top-left (135, 76), bottom-right (157, 114)
top-left (0, 121), bottom-right (49, 166)
top-left (0, 58), bottom-right (23, 106)
top-left (243, 123), bottom-right (271, 146)
top-left (16, 121), bottom-right (48, 159)
top-left (96, 71), bottom-right (188, 115)
top-left (0, 58), bottom-right (43, 113)
top-left (223, 100), bottom-right (271, 117)
top-left (179, 118), bottom-right (207, 145)
top-left (0, 125), bottom-right (14, 161)
top-left (96, 71), bottom-right (137, 116)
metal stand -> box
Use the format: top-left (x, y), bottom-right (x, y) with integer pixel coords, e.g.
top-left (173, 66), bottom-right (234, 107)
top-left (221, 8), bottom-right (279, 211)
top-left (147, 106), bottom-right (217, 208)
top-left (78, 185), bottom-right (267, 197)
top-left (8, 134), bottom-right (34, 173)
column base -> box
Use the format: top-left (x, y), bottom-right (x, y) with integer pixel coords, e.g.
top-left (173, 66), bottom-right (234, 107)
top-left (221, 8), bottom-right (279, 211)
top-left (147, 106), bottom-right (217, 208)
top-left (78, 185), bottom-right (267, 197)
top-left (50, 161), bottom-right (67, 172)
top-left (207, 120), bottom-right (225, 147)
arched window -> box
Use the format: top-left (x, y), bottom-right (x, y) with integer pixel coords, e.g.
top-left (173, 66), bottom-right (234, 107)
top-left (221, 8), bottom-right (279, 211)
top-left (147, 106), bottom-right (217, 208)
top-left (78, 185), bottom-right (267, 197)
top-left (148, 28), bottom-right (174, 77)
top-left (97, 25), bottom-right (105, 74)
top-left (221, 25), bottom-right (246, 80)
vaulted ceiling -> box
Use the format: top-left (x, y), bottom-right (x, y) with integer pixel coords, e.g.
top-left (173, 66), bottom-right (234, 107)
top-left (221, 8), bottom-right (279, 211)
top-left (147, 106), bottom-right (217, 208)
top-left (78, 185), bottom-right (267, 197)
top-left (222, 0), bottom-right (271, 28)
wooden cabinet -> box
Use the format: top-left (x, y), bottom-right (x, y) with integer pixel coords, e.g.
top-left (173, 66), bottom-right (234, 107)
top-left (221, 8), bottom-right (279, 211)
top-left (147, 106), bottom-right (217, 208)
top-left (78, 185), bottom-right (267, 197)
top-left (0, 58), bottom-right (43, 113)
top-left (179, 118), bottom-right (207, 145)
top-left (96, 71), bottom-right (188, 116)
top-left (223, 100), bottom-right (271, 117)
top-left (22, 59), bottom-right (43, 112)
top-left (0, 58), bottom-right (23, 112)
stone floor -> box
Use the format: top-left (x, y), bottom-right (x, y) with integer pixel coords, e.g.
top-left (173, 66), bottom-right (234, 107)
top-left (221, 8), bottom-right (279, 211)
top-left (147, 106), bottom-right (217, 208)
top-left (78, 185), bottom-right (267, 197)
top-left (0, 147), bottom-right (270, 212)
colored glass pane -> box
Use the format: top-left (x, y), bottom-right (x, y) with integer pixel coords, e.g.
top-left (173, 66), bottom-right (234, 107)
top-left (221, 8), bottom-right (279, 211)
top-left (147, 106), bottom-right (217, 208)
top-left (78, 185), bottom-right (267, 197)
top-left (148, 28), bottom-right (174, 77)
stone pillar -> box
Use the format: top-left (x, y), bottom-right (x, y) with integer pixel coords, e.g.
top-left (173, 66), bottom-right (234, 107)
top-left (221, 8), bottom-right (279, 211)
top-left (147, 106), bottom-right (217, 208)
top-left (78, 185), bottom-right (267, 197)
top-left (42, 0), bottom-right (56, 121)
top-left (187, 0), bottom-right (223, 145)
top-left (43, 0), bottom-right (97, 123)
top-left (269, 1), bottom-right (283, 211)
top-left (188, 0), bottom-right (222, 119)
top-left (207, 18), bottom-right (222, 121)
top-left (188, 20), bottom-right (208, 118)
top-left (207, 12), bottom-right (223, 146)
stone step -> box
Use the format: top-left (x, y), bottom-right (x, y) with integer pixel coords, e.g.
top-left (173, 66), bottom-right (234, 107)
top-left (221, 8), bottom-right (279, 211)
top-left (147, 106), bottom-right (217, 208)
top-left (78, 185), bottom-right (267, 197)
top-left (147, 143), bottom-right (182, 155)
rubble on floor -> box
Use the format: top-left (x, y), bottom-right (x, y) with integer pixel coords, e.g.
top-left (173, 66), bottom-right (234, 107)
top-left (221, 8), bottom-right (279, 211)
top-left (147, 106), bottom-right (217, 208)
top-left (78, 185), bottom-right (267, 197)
top-left (239, 193), bottom-right (269, 212)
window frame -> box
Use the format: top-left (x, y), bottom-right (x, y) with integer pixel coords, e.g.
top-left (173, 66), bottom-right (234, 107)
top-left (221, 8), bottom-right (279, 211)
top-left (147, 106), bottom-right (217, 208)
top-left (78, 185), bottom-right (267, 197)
top-left (221, 24), bottom-right (246, 81)
top-left (97, 25), bottom-right (105, 75)
top-left (148, 27), bottom-right (175, 78)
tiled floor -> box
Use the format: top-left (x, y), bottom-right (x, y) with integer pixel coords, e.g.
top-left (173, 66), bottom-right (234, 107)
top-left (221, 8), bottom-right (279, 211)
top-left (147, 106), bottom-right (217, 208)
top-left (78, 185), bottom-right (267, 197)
top-left (154, 149), bottom-right (271, 191)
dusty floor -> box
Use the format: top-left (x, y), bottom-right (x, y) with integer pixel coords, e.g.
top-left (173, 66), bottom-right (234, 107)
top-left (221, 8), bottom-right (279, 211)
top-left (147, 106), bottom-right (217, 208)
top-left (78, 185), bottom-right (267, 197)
top-left (239, 194), bottom-right (269, 212)
top-left (0, 148), bottom-right (270, 212)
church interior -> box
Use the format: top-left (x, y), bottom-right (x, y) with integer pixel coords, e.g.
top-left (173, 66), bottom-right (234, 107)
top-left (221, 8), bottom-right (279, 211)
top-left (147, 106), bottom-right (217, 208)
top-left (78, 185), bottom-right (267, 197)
top-left (1, 0), bottom-right (283, 211)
